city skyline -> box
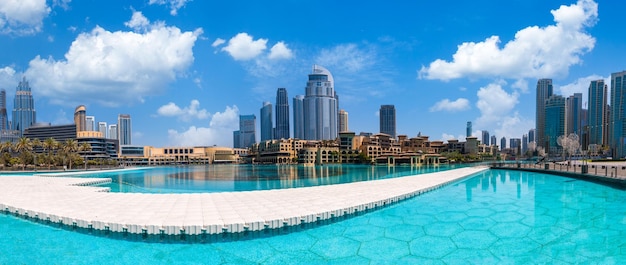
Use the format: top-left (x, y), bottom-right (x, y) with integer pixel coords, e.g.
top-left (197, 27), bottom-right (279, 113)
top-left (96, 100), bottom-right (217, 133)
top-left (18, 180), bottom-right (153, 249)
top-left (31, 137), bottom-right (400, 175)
top-left (0, 0), bottom-right (624, 147)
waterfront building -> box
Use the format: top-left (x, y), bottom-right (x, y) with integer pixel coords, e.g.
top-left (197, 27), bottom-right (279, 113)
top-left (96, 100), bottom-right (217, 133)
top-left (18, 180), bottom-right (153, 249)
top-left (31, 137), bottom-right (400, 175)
top-left (490, 135), bottom-right (496, 146)
top-left (466, 122), bottom-right (472, 137)
top-left (117, 114), bottom-right (132, 145)
top-left (260, 102), bottom-right (273, 141)
top-left (380, 105), bottom-right (396, 138)
top-left (545, 95), bottom-right (566, 154)
top-left (588, 80), bottom-right (607, 147)
top-left (275, 88), bottom-right (290, 139)
top-left (98, 122), bottom-right (107, 138)
top-left (481, 130), bottom-right (490, 146)
top-left (338, 109), bottom-right (349, 133)
top-left (610, 71), bottom-right (626, 158)
top-left (566, 93), bottom-right (583, 139)
top-left (500, 137), bottom-right (506, 151)
top-left (24, 124), bottom-right (76, 143)
top-left (77, 131), bottom-right (118, 160)
top-left (85, 116), bottom-right (95, 131)
top-left (12, 77), bottom-right (36, 135)
top-left (108, 124), bottom-right (118, 140)
top-left (536, 78), bottom-right (553, 148)
top-left (293, 95), bottom-right (304, 139)
top-left (74, 105), bottom-right (86, 133)
top-left (303, 65), bottom-right (338, 140)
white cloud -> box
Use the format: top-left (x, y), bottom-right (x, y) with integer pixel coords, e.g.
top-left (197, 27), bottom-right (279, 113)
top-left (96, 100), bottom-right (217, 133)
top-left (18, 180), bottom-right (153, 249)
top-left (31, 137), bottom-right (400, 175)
top-left (167, 105), bottom-right (239, 147)
top-left (441, 133), bottom-right (465, 143)
top-left (316, 43), bottom-right (375, 73)
top-left (0, 66), bottom-right (18, 89)
top-left (557, 74), bottom-right (608, 106)
top-left (157, 99), bottom-right (209, 121)
top-left (52, 108), bottom-right (70, 125)
top-left (221, 33), bottom-right (267, 61)
top-left (24, 14), bottom-right (202, 107)
top-left (268, 41), bottom-right (293, 60)
top-left (211, 38), bottom-right (225, 47)
top-left (0, 0), bottom-right (52, 35)
top-left (429, 98), bottom-right (470, 112)
top-left (419, 0), bottom-right (598, 81)
top-left (476, 82), bottom-right (519, 125)
top-left (124, 11), bottom-right (150, 32)
top-left (148, 0), bottom-right (190, 16)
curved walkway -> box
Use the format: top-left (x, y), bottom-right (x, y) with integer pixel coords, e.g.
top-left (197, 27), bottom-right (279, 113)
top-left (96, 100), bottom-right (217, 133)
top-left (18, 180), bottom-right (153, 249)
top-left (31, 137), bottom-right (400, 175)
top-left (0, 166), bottom-right (488, 235)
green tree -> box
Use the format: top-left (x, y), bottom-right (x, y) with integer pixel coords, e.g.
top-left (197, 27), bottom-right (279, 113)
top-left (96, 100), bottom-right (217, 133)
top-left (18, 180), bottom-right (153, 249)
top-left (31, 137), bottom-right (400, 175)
top-left (42, 138), bottom-right (59, 170)
top-left (0, 141), bottom-right (13, 167)
top-left (63, 139), bottom-right (79, 170)
top-left (14, 137), bottom-right (33, 170)
top-left (79, 142), bottom-right (92, 169)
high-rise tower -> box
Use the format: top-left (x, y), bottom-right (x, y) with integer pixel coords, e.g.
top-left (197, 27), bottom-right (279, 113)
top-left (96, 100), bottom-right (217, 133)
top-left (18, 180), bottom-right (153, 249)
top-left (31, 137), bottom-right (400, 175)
top-left (98, 122), bottom-right (108, 138)
top-left (86, 116), bottom-right (95, 131)
top-left (108, 124), bottom-right (118, 140)
top-left (234, 114), bottom-right (256, 148)
top-left (545, 95), bottom-right (566, 154)
top-left (466, 121), bottom-right (472, 137)
top-left (74, 105), bottom-right (86, 133)
top-left (12, 77), bottom-right (36, 134)
top-left (536, 78), bottom-right (553, 148)
top-left (0, 89), bottom-right (8, 130)
top-left (275, 88), bottom-right (290, 139)
top-left (303, 65), bottom-right (338, 140)
top-left (260, 102), bottom-right (273, 141)
top-left (380, 105), bottom-right (396, 138)
top-left (293, 95), bottom-right (304, 139)
top-left (117, 114), bottom-right (131, 145)
top-left (588, 80), bottom-right (607, 147)
top-left (338, 109), bottom-right (349, 132)
top-left (610, 71), bottom-right (626, 158)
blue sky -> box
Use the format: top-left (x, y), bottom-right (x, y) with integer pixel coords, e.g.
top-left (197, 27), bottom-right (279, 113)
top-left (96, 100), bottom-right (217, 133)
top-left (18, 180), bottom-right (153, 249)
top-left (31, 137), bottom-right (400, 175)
top-left (0, 0), bottom-right (623, 147)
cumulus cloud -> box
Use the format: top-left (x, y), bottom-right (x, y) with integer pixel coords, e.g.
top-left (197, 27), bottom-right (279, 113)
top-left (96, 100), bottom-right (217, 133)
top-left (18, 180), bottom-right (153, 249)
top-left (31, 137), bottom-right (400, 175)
top-left (157, 99), bottom-right (209, 121)
top-left (167, 105), bottom-right (239, 147)
top-left (221, 33), bottom-right (267, 60)
top-left (148, 0), bottom-right (190, 16)
top-left (476, 82), bottom-right (519, 125)
top-left (419, 0), bottom-right (598, 81)
top-left (124, 11), bottom-right (150, 31)
top-left (24, 13), bottom-right (202, 107)
top-left (211, 38), bottom-right (225, 47)
top-left (0, 66), bottom-right (18, 89)
top-left (0, 0), bottom-right (52, 35)
top-left (268, 41), bottom-right (293, 60)
top-left (316, 43), bottom-right (375, 73)
top-left (429, 98), bottom-right (470, 112)
top-left (441, 133), bottom-right (465, 143)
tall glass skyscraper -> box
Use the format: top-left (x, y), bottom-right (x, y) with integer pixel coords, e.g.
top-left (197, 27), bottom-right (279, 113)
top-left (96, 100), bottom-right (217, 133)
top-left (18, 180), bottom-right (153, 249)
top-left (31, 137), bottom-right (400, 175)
top-left (117, 114), bottom-right (131, 145)
top-left (236, 114), bottom-right (256, 148)
top-left (74, 105), bottom-right (86, 132)
top-left (98, 122), bottom-right (107, 138)
top-left (108, 124), bottom-right (118, 140)
top-left (303, 65), bottom-right (338, 140)
top-left (610, 71), bottom-right (626, 158)
top-left (293, 95), bottom-right (304, 139)
top-left (545, 95), bottom-right (566, 154)
top-left (338, 109), bottom-right (349, 132)
top-left (536, 78), bottom-right (553, 148)
top-left (0, 89), bottom-right (8, 130)
top-left (380, 105), bottom-right (396, 138)
top-left (481, 130), bottom-right (490, 146)
top-left (566, 93), bottom-right (583, 143)
top-left (466, 121), bottom-right (472, 137)
top-left (588, 80), bottom-right (607, 146)
top-left (275, 88), bottom-right (290, 139)
top-left (86, 116), bottom-right (95, 131)
top-left (12, 77), bottom-right (36, 134)
top-left (260, 101), bottom-right (273, 141)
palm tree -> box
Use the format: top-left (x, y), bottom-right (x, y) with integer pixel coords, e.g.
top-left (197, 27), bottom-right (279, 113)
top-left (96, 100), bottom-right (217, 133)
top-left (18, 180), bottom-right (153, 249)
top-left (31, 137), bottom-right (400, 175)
top-left (14, 137), bottom-right (33, 170)
top-left (79, 142), bottom-right (92, 169)
top-left (63, 139), bottom-right (79, 170)
top-left (0, 141), bottom-right (13, 167)
top-left (42, 138), bottom-right (59, 170)
top-left (31, 138), bottom-right (41, 169)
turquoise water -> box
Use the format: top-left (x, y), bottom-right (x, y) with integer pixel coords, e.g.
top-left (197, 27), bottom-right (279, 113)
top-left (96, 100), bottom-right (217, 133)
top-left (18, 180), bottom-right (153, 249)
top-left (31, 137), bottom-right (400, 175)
top-left (82, 164), bottom-right (464, 193)
top-left (2, 169), bottom-right (626, 264)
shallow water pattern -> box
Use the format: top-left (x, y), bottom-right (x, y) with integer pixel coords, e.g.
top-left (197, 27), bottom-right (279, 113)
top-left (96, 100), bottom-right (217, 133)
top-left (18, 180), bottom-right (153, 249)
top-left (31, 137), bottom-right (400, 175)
top-left (2, 169), bottom-right (626, 264)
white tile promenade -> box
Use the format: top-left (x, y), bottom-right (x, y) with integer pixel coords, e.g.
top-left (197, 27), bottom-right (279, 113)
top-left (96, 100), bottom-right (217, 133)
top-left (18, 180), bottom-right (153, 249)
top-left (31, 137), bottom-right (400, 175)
top-left (0, 166), bottom-right (487, 235)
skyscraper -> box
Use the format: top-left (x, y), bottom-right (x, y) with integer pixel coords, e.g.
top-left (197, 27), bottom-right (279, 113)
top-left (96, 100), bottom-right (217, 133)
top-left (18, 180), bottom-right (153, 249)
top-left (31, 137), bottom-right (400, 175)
top-left (74, 105), bottom-right (86, 133)
top-left (235, 114), bottom-right (256, 148)
top-left (522, 134), bottom-right (528, 154)
top-left (117, 114), bottom-right (131, 145)
top-left (481, 130), bottom-right (490, 146)
top-left (536, 78), bottom-right (553, 148)
top-left (528, 129), bottom-right (536, 144)
top-left (490, 135), bottom-right (496, 146)
top-left (588, 79), bottom-right (607, 146)
top-left (500, 137), bottom-right (506, 151)
top-left (0, 89), bottom-right (8, 130)
top-left (98, 122), bottom-right (107, 138)
top-left (303, 65), bottom-right (338, 140)
top-left (466, 121), bottom-right (472, 137)
top-left (275, 88), bottom-right (290, 139)
top-left (293, 95), bottom-right (304, 139)
top-left (338, 109), bottom-right (349, 132)
top-left (108, 124), bottom-right (118, 140)
top-left (610, 71), bottom-right (626, 158)
top-left (260, 102), bottom-right (273, 141)
top-left (12, 77), bottom-right (36, 134)
top-left (380, 105), bottom-right (396, 138)
top-left (86, 116), bottom-right (95, 131)
top-left (545, 95), bottom-right (566, 154)
top-left (566, 93), bottom-right (583, 138)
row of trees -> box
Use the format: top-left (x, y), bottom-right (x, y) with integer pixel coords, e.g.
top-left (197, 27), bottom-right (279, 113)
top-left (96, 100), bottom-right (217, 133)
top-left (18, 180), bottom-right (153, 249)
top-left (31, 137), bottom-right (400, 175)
top-left (0, 137), bottom-right (93, 171)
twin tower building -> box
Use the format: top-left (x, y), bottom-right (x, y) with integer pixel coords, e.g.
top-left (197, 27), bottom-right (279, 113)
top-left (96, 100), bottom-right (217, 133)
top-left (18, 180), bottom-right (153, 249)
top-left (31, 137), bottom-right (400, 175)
top-left (234, 65), bottom-right (340, 148)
